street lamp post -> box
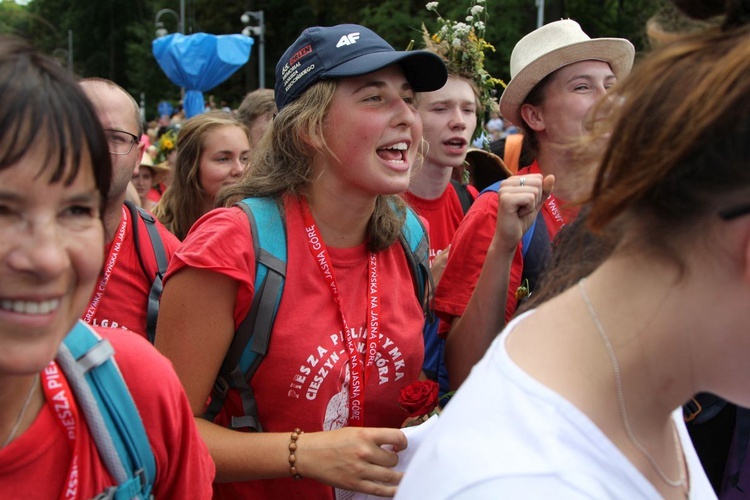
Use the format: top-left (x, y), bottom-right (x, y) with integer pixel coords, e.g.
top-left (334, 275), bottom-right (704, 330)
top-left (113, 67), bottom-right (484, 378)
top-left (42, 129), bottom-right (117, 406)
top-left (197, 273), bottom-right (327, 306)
top-left (241, 10), bottom-right (265, 89)
top-left (154, 0), bottom-right (185, 37)
top-left (155, 8), bottom-right (181, 38)
top-left (535, 0), bottom-right (545, 28)
top-left (51, 31), bottom-right (73, 73)
top-left (155, 2), bottom-right (187, 98)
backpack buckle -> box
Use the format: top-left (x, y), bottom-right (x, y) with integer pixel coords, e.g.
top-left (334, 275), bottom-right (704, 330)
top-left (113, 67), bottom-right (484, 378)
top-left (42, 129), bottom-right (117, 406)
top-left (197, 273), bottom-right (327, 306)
top-left (213, 376), bottom-right (231, 399)
top-left (683, 398), bottom-right (702, 422)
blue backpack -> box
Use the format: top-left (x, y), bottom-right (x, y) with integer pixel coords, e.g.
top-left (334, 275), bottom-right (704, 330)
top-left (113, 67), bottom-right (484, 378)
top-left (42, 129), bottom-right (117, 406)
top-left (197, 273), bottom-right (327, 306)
top-left (56, 321), bottom-right (156, 499)
top-left (203, 197), bottom-right (433, 432)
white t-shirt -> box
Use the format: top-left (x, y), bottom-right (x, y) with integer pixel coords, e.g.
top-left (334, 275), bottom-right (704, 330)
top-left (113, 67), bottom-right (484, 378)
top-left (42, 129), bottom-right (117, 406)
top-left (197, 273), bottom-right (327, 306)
top-left (396, 311), bottom-right (716, 500)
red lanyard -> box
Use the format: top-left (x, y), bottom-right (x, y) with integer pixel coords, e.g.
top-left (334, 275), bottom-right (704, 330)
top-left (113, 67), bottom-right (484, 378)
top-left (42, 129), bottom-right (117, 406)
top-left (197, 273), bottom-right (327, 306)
top-left (82, 206), bottom-right (128, 324)
top-left (529, 162), bottom-right (568, 233)
top-left (299, 197), bottom-right (381, 427)
top-left (41, 361), bottom-right (81, 500)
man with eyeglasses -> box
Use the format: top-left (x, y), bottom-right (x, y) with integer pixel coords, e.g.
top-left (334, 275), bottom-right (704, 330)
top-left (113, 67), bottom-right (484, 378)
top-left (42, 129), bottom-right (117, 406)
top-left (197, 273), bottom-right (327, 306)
top-left (79, 78), bottom-right (180, 342)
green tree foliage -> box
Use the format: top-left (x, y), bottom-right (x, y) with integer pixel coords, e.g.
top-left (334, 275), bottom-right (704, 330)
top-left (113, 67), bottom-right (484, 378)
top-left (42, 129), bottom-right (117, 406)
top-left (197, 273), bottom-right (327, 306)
top-left (8, 0), bottom-right (664, 122)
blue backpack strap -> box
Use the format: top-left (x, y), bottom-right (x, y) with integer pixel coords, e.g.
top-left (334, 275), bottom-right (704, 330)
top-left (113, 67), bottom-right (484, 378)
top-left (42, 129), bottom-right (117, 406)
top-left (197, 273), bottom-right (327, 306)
top-left (124, 200), bottom-right (168, 344)
top-left (57, 321), bottom-right (155, 499)
top-left (203, 197), bottom-right (287, 432)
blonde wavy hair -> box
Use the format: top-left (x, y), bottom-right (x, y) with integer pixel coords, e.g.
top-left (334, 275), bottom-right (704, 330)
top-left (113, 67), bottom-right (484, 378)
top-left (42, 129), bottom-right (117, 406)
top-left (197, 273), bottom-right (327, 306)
top-left (218, 81), bottom-right (408, 252)
top-left (154, 111), bottom-right (249, 240)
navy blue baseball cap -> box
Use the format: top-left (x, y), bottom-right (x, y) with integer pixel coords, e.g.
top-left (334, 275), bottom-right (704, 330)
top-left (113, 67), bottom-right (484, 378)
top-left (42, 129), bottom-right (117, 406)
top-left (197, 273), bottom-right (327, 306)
top-left (275, 24), bottom-right (448, 110)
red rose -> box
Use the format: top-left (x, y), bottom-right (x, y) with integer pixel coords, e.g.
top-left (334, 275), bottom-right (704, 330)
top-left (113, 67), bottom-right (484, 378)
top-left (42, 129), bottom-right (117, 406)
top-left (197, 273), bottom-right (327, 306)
top-left (399, 380), bottom-right (439, 418)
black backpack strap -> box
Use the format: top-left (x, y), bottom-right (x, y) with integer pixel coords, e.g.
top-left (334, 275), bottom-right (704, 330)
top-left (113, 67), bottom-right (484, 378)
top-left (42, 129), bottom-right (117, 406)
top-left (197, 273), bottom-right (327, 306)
top-left (203, 198), bottom-right (286, 432)
top-left (124, 201), bottom-right (168, 344)
top-left (449, 178), bottom-right (474, 215)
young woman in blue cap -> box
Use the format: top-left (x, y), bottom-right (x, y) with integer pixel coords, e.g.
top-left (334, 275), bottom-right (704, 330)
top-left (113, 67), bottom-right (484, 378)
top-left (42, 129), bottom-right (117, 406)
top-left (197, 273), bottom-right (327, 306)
top-left (155, 24), bottom-right (446, 498)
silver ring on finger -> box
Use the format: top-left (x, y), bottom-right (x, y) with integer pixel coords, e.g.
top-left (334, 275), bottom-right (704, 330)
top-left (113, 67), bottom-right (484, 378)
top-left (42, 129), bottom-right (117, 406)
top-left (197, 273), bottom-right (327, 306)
top-left (519, 176), bottom-right (526, 187)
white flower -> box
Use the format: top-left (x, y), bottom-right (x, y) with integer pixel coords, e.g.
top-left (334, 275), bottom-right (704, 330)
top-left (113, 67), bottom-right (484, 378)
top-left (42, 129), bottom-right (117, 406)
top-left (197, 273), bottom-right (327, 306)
top-left (452, 38), bottom-right (463, 48)
top-left (466, 15), bottom-right (473, 23)
top-left (426, 2), bottom-right (439, 11)
top-left (470, 5), bottom-right (484, 16)
top-left (475, 21), bottom-right (485, 31)
top-left (452, 22), bottom-right (471, 38)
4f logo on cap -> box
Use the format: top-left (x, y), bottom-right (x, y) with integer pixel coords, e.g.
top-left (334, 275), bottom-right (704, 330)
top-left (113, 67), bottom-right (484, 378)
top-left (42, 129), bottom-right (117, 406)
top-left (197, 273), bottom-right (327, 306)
top-left (336, 32), bottom-right (360, 48)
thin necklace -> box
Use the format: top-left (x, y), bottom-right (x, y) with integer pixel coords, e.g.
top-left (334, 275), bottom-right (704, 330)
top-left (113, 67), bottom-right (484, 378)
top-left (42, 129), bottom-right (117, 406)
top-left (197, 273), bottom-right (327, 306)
top-left (2, 372), bottom-right (39, 448)
top-left (578, 279), bottom-right (687, 489)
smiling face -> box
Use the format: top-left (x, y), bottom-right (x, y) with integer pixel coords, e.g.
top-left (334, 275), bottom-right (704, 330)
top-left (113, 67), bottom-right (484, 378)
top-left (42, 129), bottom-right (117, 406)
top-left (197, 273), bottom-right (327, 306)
top-left (522, 60), bottom-right (617, 147)
top-left (318, 65), bottom-right (423, 198)
top-left (0, 146), bottom-right (104, 376)
top-left (418, 76), bottom-right (478, 169)
top-left (198, 124), bottom-right (251, 203)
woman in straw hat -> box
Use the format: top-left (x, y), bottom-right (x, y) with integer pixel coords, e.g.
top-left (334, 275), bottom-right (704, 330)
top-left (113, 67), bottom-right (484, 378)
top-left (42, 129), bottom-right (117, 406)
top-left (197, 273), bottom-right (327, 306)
top-left (154, 24), bottom-right (447, 498)
top-left (434, 19), bottom-right (634, 390)
top-left (399, 2), bottom-right (750, 497)
top-left (131, 151), bottom-right (171, 212)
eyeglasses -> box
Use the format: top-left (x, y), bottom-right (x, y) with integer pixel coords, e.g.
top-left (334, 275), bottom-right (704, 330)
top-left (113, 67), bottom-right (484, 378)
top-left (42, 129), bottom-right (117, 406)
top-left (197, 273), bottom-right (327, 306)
top-left (104, 129), bottom-right (139, 156)
top-left (719, 203), bottom-right (750, 221)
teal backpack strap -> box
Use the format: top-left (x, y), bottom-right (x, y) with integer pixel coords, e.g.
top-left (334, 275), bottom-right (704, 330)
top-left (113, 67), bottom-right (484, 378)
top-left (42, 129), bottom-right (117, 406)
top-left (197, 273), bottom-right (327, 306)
top-left (57, 321), bottom-right (155, 500)
top-left (398, 205), bottom-right (434, 319)
top-left (203, 197), bottom-right (287, 432)
top-left (124, 200), bottom-right (168, 344)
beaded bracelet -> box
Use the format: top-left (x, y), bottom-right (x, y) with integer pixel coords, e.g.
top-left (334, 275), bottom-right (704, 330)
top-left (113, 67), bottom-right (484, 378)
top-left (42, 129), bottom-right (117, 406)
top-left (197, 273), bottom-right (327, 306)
top-left (288, 428), bottom-right (304, 480)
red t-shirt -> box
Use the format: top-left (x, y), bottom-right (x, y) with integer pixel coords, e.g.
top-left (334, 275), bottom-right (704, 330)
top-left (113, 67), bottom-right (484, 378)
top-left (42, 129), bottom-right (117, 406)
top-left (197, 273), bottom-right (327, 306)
top-left (82, 205), bottom-right (180, 338)
top-left (402, 182), bottom-right (478, 262)
top-left (165, 195), bottom-right (425, 499)
top-left (147, 184), bottom-right (166, 202)
top-left (433, 163), bottom-right (579, 333)
top-left (0, 326), bottom-right (215, 498)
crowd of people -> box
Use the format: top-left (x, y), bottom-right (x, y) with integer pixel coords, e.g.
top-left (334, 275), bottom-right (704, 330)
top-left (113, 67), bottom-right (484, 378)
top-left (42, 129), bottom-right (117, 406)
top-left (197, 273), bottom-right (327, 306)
top-left (1, 0), bottom-right (749, 498)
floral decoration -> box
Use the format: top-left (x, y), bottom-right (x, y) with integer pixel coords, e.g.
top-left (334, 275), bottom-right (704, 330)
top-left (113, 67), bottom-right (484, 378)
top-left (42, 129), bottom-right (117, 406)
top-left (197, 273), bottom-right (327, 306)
top-left (422, 0), bottom-right (506, 143)
top-left (400, 380), bottom-right (440, 418)
top-left (398, 379), bottom-right (455, 427)
top-left (515, 277), bottom-right (531, 301)
top-left (155, 128), bottom-right (178, 164)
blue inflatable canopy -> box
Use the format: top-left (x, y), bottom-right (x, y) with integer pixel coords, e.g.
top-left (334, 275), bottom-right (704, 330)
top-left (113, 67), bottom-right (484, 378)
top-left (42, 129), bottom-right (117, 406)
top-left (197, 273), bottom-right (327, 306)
top-left (153, 33), bottom-right (253, 118)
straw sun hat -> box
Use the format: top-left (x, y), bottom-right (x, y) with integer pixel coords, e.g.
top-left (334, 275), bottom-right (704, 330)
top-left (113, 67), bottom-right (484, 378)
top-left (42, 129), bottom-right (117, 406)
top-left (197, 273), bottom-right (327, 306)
top-left (140, 151), bottom-right (171, 185)
top-left (499, 19), bottom-right (635, 127)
